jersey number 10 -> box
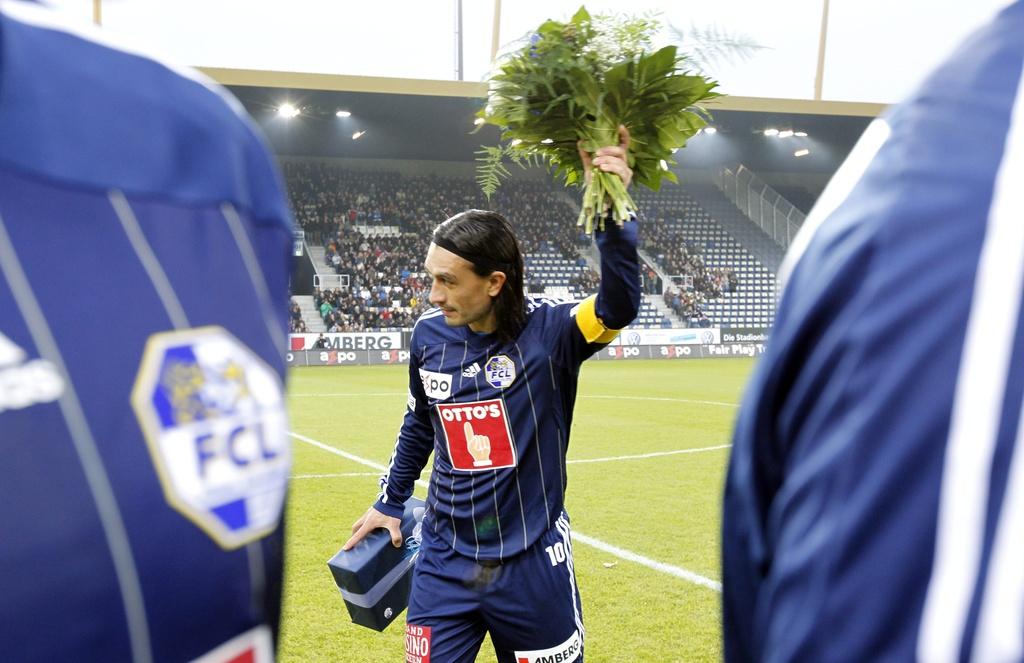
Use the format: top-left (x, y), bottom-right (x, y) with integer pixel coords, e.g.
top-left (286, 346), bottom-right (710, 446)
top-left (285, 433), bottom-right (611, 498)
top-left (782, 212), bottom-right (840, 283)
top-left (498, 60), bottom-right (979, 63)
top-left (545, 542), bottom-right (567, 567)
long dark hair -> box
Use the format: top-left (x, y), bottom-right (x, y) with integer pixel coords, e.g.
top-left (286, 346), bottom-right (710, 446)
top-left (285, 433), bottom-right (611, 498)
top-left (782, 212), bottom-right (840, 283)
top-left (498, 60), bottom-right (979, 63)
top-left (432, 209), bottom-right (526, 344)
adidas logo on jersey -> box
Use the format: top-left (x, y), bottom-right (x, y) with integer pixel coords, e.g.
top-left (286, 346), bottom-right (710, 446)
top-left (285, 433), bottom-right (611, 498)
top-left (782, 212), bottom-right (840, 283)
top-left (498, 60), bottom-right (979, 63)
top-left (0, 332), bottom-right (65, 414)
top-left (462, 362), bottom-right (481, 378)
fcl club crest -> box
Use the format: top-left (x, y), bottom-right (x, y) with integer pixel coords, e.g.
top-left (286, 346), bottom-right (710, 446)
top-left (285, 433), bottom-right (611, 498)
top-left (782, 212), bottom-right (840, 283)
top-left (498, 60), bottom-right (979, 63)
top-left (131, 326), bottom-right (290, 549)
top-left (484, 355), bottom-right (516, 389)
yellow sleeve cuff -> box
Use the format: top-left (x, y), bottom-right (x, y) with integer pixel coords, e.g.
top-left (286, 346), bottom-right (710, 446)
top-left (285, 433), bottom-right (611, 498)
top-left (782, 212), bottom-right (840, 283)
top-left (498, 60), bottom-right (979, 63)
top-left (574, 295), bottom-right (621, 344)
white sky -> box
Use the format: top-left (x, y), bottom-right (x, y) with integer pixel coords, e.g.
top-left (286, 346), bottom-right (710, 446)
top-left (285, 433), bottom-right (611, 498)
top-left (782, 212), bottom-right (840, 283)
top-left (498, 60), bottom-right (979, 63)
top-left (42, 0), bottom-right (1016, 105)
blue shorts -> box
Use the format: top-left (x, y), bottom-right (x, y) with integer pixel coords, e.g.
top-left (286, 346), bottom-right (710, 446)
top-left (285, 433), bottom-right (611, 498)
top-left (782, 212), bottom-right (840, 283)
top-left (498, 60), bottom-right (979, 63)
top-left (405, 511), bottom-right (584, 663)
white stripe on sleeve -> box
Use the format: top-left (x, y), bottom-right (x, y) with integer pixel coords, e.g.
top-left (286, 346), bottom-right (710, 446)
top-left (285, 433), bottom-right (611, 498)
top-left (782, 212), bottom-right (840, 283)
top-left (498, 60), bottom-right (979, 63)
top-left (918, 61), bottom-right (1024, 663)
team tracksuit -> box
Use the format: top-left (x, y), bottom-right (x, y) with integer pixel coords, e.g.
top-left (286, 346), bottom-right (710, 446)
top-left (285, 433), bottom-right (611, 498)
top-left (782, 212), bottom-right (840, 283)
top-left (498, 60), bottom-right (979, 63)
top-left (0, 2), bottom-right (293, 660)
top-left (723, 4), bottom-right (1024, 661)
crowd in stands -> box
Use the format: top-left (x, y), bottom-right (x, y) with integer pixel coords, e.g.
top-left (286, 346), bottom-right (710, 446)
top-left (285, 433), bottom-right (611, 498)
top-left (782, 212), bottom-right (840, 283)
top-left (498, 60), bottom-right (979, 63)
top-left (285, 161), bottom-right (485, 244)
top-left (286, 161), bottom-right (587, 257)
top-left (289, 301), bottom-right (308, 333)
top-left (313, 285), bottom-right (422, 331)
top-left (664, 289), bottom-right (711, 328)
top-left (323, 233), bottom-right (429, 294)
top-left (490, 181), bottom-right (590, 260)
top-left (284, 161), bottom-right (751, 332)
top-left (634, 208), bottom-right (747, 328)
top-left (640, 265), bottom-right (661, 295)
top-left (286, 162), bottom-right (602, 332)
top-left (568, 268), bottom-right (600, 294)
top-left (639, 219), bottom-right (737, 298)
top-left (316, 229), bottom-right (432, 331)
top-left (285, 164), bottom-right (408, 244)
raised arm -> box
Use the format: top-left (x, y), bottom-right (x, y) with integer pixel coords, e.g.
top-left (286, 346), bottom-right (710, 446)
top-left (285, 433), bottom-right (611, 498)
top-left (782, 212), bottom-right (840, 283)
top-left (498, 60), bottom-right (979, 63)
top-left (577, 125), bottom-right (642, 339)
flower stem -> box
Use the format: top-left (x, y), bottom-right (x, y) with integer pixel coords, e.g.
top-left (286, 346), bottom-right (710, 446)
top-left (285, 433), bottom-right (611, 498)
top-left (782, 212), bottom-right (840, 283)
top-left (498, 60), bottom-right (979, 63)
top-left (577, 122), bottom-right (637, 232)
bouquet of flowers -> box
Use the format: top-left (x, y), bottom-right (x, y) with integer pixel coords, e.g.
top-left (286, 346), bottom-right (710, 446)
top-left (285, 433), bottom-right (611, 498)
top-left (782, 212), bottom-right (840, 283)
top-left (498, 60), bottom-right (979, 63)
top-left (476, 7), bottom-right (721, 232)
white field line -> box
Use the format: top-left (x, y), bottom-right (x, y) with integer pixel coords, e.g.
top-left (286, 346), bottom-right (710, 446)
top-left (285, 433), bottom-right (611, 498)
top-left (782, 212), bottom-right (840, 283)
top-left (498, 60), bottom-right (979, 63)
top-left (571, 531), bottom-right (721, 592)
top-left (567, 445), bottom-right (732, 465)
top-left (292, 472), bottom-right (379, 479)
top-left (585, 395), bottom-right (738, 408)
top-left (289, 392), bottom-right (405, 397)
top-left (290, 392), bottom-right (739, 408)
top-left (288, 431), bottom-right (429, 491)
top-left (288, 431), bottom-right (721, 592)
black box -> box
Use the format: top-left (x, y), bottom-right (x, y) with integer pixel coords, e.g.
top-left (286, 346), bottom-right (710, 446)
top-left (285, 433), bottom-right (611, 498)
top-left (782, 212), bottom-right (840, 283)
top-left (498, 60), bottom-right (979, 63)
top-left (327, 498), bottom-right (426, 631)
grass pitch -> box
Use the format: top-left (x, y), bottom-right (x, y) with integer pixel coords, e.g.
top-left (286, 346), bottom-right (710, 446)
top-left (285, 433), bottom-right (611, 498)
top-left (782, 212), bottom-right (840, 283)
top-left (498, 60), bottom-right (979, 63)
top-left (280, 358), bottom-right (756, 662)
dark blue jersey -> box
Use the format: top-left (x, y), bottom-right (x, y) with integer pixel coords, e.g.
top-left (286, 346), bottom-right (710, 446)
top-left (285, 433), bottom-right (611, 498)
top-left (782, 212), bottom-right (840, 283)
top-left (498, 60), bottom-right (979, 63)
top-left (0, 3), bottom-right (293, 662)
top-left (723, 3), bottom-right (1024, 662)
top-left (376, 221), bottom-right (639, 561)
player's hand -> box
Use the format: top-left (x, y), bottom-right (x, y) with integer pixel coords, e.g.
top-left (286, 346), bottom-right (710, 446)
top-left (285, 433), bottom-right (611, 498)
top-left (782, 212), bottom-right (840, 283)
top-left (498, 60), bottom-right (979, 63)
top-left (343, 505), bottom-right (403, 550)
top-left (578, 124), bottom-right (632, 188)
top-left (465, 422), bottom-right (492, 467)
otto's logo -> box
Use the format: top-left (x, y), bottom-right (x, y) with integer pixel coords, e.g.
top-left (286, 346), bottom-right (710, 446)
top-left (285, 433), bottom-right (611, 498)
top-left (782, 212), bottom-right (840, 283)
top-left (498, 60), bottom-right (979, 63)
top-left (514, 629), bottom-right (582, 663)
top-left (438, 402), bottom-right (502, 423)
top-left (418, 368), bottom-right (451, 400)
top-left (485, 355), bottom-right (516, 389)
top-left (131, 326), bottom-right (289, 549)
top-left (436, 399), bottom-right (516, 472)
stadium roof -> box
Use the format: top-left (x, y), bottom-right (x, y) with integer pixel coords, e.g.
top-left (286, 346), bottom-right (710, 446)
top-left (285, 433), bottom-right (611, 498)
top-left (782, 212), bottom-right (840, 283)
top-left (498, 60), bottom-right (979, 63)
top-left (228, 85), bottom-right (873, 175)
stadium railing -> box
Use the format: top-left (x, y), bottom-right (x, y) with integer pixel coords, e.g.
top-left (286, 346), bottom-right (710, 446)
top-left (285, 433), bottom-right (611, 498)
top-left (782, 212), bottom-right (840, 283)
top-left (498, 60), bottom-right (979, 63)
top-left (715, 165), bottom-right (805, 250)
top-left (314, 274), bottom-right (350, 289)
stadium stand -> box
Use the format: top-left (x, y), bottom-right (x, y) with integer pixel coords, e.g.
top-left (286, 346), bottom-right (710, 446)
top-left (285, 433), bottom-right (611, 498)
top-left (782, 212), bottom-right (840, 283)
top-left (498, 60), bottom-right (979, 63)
top-left (284, 161), bottom-right (780, 331)
top-left (634, 187), bottom-right (777, 329)
top-left (685, 182), bottom-right (787, 273)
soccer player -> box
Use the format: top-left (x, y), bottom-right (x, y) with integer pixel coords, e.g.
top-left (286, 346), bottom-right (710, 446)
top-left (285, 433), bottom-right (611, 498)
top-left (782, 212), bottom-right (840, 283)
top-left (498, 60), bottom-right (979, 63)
top-left (343, 129), bottom-right (640, 662)
top-left (722, 3), bottom-right (1024, 661)
top-left (0, 2), bottom-right (293, 661)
